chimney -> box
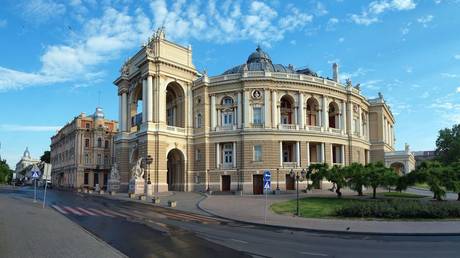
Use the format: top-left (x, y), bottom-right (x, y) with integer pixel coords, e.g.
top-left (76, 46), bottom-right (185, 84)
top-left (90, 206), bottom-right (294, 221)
top-left (332, 63), bottom-right (339, 82)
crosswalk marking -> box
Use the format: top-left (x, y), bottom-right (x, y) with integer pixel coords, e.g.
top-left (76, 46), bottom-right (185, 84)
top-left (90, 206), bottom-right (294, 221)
top-left (76, 207), bottom-right (98, 216)
top-left (51, 205), bottom-right (68, 214)
top-left (87, 208), bottom-right (115, 217)
top-left (63, 206), bottom-right (83, 216)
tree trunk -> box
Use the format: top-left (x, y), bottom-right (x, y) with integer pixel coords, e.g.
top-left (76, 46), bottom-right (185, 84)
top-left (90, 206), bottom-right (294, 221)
top-left (336, 187), bottom-right (342, 198)
top-left (373, 187), bottom-right (377, 199)
top-left (358, 188), bottom-right (363, 196)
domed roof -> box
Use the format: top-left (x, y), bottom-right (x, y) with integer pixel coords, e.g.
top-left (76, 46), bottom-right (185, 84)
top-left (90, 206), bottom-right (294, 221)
top-left (23, 147), bottom-right (31, 159)
top-left (222, 46), bottom-right (316, 76)
top-left (246, 46), bottom-right (272, 64)
top-left (93, 107), bottom-right (104, 119)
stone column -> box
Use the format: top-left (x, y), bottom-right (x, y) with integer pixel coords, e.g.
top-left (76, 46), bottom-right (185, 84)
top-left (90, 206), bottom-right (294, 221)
top-left (142, 79), bottom-right (147, 123)
top-left (296, 141), bottom-right (300, 167)
top-left (279, 141), bottom-right (283, 167)
top-left (322, 95), bottom-right (328, 130)
top-left (187, 85), bottom-right (193, 128)
top-left (146, 75), bottom-right (153, 122)
top-left (331, 144), bottom-right (334, 164)
top-left (347, 101), bottom-right (353, 134)
top-left (272, 90), bottom-right (277, 128)
top-left (121, 91), bottom-right (127, 132)
top-left (217, 109), bottom-right (221, 127)
top-left (211, 95), bottom-right (216, 129)
top-left (294, 106), bottom-right (298, 125)
top-left (237, 92), bottom-right (242, 128)
top-left (159, 87), bottom-right (167, 124)
top-left (264, 89), bottom-right (270, 128)
top-left (233, 142), bottom-right (237, 168)
top-left (321, 143), bottom-right (325, 163)
top-left (358, 106), bottom-right (362, 137)
top-left (118, 94), bottom-right (122, 131)
top-left (341, 145), bottom-right (345, 165)
top-left (298, 93), bottom-right (304, 128)
top-left (216, 143), bottom-right (220, 169)
top-left (341, 101), bottom-right (347, 132)
top-left (244, 90), bottom-right (250, 127)
top-left (306, 142), bottom-right (310, 166)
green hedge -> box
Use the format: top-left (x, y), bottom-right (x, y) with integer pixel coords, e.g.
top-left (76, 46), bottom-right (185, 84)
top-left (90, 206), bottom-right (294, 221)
top-left (335, 199), bottom-right (460, 219)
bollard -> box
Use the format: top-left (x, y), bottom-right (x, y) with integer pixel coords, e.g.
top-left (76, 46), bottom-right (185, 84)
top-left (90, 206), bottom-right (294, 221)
top-left (168, 200), bottom-right (177, 208)
top-left (152, 197), bottom-right (160, 204)
top-left (129, 193), bottom-right (136, 199)
top-left (138, 195), bottom-right (146, 201)
top-left (110, 191), bottom-right (116, 196)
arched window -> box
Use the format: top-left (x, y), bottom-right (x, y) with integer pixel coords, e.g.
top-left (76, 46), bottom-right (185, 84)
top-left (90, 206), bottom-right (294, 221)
top-left (328, 102), bottom-right (340, 129)
top-left (104, 140), bottom-right (109, 149)
top-left (280, 95), bottom-right (294, 124)
top-left (166, 82), bottom-right (185, 127)
top-left (221, 97), bottom-right (235, 126)
top-left (97, 138), bottom-right (102, 148)
top-left (306, 97), bottom-right (319, 126)
top-left (196, 113), bottom-right (203, 128)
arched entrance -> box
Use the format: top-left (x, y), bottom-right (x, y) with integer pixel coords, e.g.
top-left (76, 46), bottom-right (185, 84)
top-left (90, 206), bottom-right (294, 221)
top-left (390, 162), bottom-right (405, 175)
top-left (167, 149), bottom-right (185, 191)
top-left (166, 82), bottom-right (185, 127)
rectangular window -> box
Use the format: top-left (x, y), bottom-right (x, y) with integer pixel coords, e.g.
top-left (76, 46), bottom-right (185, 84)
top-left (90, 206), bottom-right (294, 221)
top-left (85, 139), bottom-right (89, 148)
top-left (97, 154), bottom-right (102, 165)
top-left (253, 107), bottom-right (262, 124)
top-left (224, 151), bottom-right (233, 163)
top-left (104, 140), bottom-right (109, 149)
top-left (253, 145), bottom-right (262, 161)
top-left (84, 173), bottom-right (89, 184)
top-left (195, 149), bottom-right (202, 161)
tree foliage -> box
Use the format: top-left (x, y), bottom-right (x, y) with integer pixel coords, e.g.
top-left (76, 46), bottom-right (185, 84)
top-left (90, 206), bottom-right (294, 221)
top-left (40, 151), bottom-right (50, 163)
top-left (435, 124), bottom-right (460, 164)
top-left (0, 159), bottom-right (12, 184)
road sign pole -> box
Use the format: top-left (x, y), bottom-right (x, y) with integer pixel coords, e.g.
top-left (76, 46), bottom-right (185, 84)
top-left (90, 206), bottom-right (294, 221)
top-left (33, 179), bottom-right (37, 203)
top-left (42, 179), bottom-right (48, 208)
top-left (264, 188), bottom-right (267, 224)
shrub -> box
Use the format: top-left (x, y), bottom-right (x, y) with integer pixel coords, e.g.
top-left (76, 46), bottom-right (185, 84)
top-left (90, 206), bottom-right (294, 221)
top-left (335, 199), bottom-right (460, 219)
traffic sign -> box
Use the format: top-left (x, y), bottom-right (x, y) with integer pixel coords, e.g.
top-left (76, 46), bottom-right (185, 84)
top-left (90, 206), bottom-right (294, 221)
top-left (31, 165), bottom-right (41, 179)
top-left (263, 170), bottom-right (271, 189)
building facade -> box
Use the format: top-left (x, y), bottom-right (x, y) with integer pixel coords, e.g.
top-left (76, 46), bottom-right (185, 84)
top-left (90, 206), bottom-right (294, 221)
top-left (15, 147), bottom-right (40, 181)
top-left (114, 30), bottom-right (397, 195)
top-left (50, 108), bottom-right (117, 189)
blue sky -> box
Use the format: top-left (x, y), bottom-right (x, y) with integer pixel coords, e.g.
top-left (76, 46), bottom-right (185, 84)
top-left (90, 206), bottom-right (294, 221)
top-left (1, 0), bottom-right (460, 167)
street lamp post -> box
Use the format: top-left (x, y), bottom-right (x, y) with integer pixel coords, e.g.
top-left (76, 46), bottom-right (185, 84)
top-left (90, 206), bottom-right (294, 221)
top-left (145, 155), bottom-right (153, 195)
top-left (276, 168), bottom-right (279, 191)
top-left (206, 169), bottom-right (210, 192)
top-left (290, 168), bottom-right (307, 216)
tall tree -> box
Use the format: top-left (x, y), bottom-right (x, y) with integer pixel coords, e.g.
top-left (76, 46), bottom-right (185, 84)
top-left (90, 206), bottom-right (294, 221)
top-left (40, 151), bottom-right (50, 163)
top-left (435, 124), bottom-right (460, 164)
top-left (346, 163), bottom-right (367, 196)
top-left (0, 159), bottom-right (11, 184)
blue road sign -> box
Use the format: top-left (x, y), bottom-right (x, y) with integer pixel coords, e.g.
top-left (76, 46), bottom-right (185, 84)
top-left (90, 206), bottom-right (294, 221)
top-left (263, 170), bottom-right (271, 189)
top-left (31, 165), bottom-right (41, 179)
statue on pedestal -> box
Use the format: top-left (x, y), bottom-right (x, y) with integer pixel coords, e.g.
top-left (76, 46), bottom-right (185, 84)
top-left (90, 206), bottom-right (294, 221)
top-left (129, 158), bottom-right (145, 195)
top-left (131, 158), bottom-right (144, 180)
top-left (107, 162), bottom-right (121, 193)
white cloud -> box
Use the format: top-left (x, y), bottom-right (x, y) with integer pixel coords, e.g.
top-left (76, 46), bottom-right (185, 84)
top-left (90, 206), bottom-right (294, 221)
top-left (454, 54), bottom-right (460, 60)
top-left (350, 0), bottom-right (416, 26)
top-left (441, 73), bottom-right (459, 78)
top-left (361, 79), bottom-right (382, 90)
top-left (314, 2), bottom-right (328, 16)
top-left (326, 17), bottom-right (339, 31)
top-left (0, 7), bottom-right (152, 91)
top-left (417, 15), bottom-right (434, 27)
top-left (19, 0), bottom-right (66, 24)
top-left (405, 66), bottom-right (413, 73)
top-left (150, 0), bottom-right (313, 45)
top-left (0, 19), bottom-right (7, 28)
top-left (456, 87), bottom-right (460, 93)
top-left (340, 67), bottom-right (373, 82)
top-left (0, 124), bottom-right (61, 132)
top-left (338, 37), bottom-right (345, 43)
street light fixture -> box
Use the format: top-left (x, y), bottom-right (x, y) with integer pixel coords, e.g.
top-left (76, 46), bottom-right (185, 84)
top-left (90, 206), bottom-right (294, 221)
top-left (145, 155), bottom-right (153, 196)
top-left (290, 168), bottom-right (307, 216)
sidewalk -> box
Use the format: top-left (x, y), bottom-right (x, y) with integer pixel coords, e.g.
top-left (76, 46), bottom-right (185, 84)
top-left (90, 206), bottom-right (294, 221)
top-left (198, 191), bottom-right (460, 235)
top-left (0, 191), bottom-right (125, 258)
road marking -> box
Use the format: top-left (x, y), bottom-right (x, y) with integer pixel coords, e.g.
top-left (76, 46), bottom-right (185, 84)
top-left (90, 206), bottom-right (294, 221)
top-left (299, 251), bottom-right (328, 257)
top-left (163, 211), bottom-right (218, 223)
top-left (230, 239), bottom-right (248, 244)
top-left (76, 207), bottom-right (98, 216)
top-left (87, 208), bottom-right (115, 217)
top-left (103, 209), bottom-right (128, 218)
top-left (51, 205), bottom-right (68, 214)
top-left (63, 206), bottom-right (83, 216)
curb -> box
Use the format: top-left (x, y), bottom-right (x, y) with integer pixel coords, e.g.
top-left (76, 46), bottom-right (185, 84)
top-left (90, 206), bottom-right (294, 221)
top-left (196, 195), bottom-right (460, 236)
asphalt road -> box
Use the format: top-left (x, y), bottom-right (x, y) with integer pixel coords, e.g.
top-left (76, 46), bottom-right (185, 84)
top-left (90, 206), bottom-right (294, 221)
top-left (3, 186), bottom-right (460, 258)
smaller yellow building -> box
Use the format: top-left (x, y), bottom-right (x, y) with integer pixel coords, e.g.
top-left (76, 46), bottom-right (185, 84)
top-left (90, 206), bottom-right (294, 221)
top-left (50, 107), bottom-right (117, 189)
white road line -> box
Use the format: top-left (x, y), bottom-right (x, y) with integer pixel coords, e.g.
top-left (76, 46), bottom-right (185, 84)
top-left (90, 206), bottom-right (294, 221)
top-left (230, 239), bottom-right (248, 244)
top-left (51, 205), bottom-right (68, 214)
top-left (299, 251), bottom-right (328, 257)
top-left (76, 207), bottom-right (98, 216)
top-left (87, 208), bottom-right (115, 217)
top-left (103, 209), bottom-right (128, 218)
top-left (63, 206), bottom-right (83, 216)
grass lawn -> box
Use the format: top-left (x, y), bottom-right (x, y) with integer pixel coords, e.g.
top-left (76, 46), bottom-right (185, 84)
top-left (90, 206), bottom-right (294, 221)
top-left (378, 192), bottom-right (425, 199)
top-left (414, 182), bottom-right (430, 190)
top-left (271, 197), bottom-right (360, 218)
